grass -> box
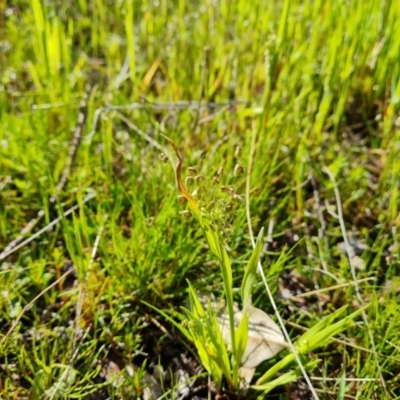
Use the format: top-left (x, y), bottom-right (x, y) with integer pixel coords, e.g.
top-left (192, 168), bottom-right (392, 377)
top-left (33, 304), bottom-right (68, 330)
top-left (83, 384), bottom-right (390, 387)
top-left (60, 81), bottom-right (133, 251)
top-left (1, 0), bottom-right (400, 398)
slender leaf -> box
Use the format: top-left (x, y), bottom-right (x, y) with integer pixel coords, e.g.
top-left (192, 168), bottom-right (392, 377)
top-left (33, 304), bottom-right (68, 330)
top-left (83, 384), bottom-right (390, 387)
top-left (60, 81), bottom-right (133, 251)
top-left (241, 228), bottom-right (264, 308)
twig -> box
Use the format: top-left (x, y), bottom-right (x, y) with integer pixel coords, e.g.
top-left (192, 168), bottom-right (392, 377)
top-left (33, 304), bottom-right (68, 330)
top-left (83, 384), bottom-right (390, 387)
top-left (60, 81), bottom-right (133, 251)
top-left (0, 268), bottom-right (74, 346)
top-left (96, 99), bottom-right (247, 116)
top-left (287, 277), bottom-right (375, 300)
top-left (302, 265), bottom-right (343, 283)
top-left (310, 377), bottom-right (376, 382)
top-left (384, 339), bottom-right (400, 352)
top-left (0, 210), bottom-right (45, 258)
top-left (245, 124), bottom-right (319, 400)
top-left (323, 166), bottom-right (388, 395)
top-left (310, 168), bottom-right (331, 265)
top-left (198, 105), bottom-right (231, 125)
top-left (113, 51), bottom-right (130, 89)
top-left (290, 174), bottom-right (312, 191)
top-left (0, 193), bottom-right (96, 261)
top-left (51, 100), bottom-right (87, 201)
top-left (0, 100), bottom-right (87, 260)
top-left (31, 101), bottom-right (74, 110)
top-left (260, 218), bottom-right (274, 265)
top-left (150, 317), bottom-right (173, 339)
top-left (115, 98), bottom-right (248, 111)
top-left (85, 99), bottom-right (249, 144)
top-left (0, 176), bottom-right (11, 192)
top-left (49, 221), bottom-right (107, 400)
top-left (116, 112), bottom-right (173, 161)
top-left (86, 107), bottom-right (103, 144)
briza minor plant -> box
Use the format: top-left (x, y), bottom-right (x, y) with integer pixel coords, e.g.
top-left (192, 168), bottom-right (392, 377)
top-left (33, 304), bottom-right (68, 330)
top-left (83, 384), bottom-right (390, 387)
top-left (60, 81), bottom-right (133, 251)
top-left (145, 135), bottom-right (368, 398)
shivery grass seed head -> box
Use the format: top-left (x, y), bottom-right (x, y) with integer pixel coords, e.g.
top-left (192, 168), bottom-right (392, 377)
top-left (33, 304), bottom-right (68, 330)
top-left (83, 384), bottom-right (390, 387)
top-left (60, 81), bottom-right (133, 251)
top-left (180, 160), bottom-right (245, 243)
